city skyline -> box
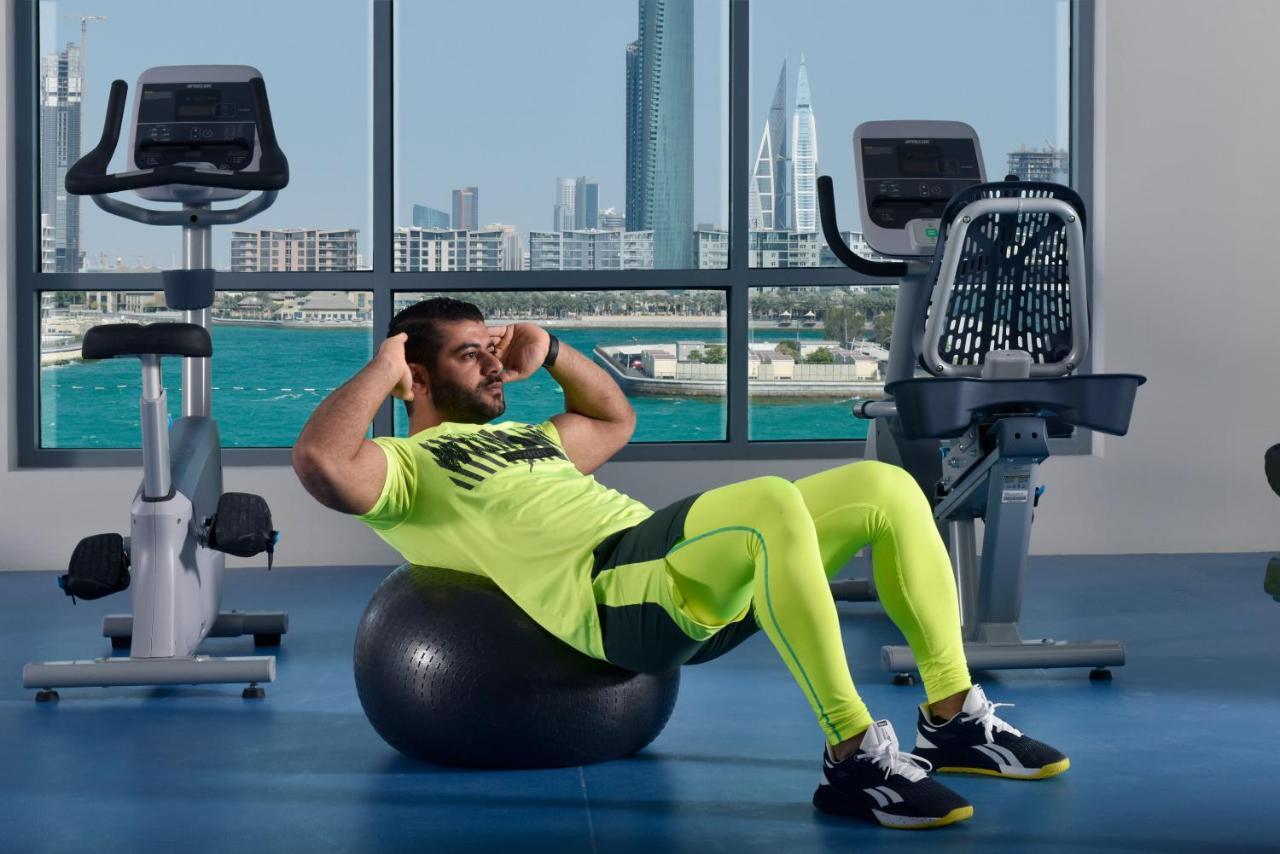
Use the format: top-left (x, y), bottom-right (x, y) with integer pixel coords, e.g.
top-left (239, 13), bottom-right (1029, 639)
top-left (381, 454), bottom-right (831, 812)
top-left (36, 0), bottom-right (1067, 271)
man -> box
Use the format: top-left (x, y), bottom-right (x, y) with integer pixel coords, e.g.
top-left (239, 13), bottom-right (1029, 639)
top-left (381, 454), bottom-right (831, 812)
top-left (293, 297), bottom-right (1068, 830)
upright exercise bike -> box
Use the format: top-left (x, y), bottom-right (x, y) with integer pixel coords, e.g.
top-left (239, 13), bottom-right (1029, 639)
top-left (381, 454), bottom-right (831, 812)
top-left (820, 120), bottom-right (1145, 680)
top-left (24, 65), bottom-right (288, 701)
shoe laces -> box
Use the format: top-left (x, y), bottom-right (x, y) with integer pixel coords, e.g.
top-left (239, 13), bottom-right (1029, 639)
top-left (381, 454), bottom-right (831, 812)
top-left (961, 696), bottom-right (1024, 743)
top-left (857, 738), bottom-right (933, 783)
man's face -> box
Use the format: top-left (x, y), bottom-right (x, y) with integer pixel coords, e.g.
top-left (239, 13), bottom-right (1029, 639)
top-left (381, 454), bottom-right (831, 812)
top-left (424, 320), bottom-right (506, 423)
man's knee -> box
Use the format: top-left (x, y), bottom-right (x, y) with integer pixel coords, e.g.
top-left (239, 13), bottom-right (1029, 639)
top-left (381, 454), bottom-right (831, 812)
top-left (738, 476), bottom-right (813, 536)
top-left (748, 475), bottom-right (807, 511)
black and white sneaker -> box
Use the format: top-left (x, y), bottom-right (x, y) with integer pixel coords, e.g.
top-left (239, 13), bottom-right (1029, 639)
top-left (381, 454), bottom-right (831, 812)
top-left (913, 685), bottom-right (1070, 780)
top-left (813, 719), bottom-right (973, 830)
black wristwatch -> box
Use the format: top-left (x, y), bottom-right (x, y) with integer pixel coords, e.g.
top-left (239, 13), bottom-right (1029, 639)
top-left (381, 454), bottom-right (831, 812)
top-left (542, 334), bottom-right (560, 370)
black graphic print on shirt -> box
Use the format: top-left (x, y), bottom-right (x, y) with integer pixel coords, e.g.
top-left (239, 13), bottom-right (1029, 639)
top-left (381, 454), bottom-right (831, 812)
top-left (419, 424), bottom-right (568, 490)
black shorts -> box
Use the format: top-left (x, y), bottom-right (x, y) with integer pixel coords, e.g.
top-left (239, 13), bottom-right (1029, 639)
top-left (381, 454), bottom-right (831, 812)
top-left (591, 492), bottom-right (763, 673)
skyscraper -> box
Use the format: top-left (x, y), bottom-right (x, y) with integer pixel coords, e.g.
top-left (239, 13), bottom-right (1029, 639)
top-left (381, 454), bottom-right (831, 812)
top-left (748, 119), bottom-right (775, 230)
top-left (554, 177), bottom-right (576, 231)
top-left (40, 42), bottom-right (84, 272)
top-left (625, 0), bottom-right (695, 268)
top-left (791, 57), bottom-right (818, 233)
top-left (412, 204), bottom-right (450, 229)
top-left (574, 176), bottom-right (599, 229)
top-left (452, 186), bottom-right (479, 231)
top-left (769, 60), bottom-right (790, 230)
top-left (625, 40), bottom-right (643, 232)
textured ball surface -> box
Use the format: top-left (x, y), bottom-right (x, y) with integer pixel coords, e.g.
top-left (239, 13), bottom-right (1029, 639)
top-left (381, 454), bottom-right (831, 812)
top-left (353, 564), bottom-right (680, 769)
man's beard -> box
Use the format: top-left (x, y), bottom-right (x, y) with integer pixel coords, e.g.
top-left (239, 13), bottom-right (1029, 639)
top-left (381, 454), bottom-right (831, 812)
top-left (428, 374), bottom-right (505, 423)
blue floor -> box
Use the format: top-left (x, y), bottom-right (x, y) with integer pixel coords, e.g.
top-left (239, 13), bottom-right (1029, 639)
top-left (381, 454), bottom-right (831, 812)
top-left (3, 554), bottom-right (1278, 853)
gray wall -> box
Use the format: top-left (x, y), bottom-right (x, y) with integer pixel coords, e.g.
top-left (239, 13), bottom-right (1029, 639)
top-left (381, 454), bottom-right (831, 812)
top-left (4, 0), bottom-right (1279, 570)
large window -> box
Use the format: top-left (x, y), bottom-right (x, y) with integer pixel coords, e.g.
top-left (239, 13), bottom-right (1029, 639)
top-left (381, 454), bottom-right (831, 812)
top-left (39, 290), bottom-right (373, 448)
top-left (393, 291), bottom-right (727, 442)
top-left (746, 286), bottom-right (894, 441)
top-left (35, 0), bottom-right (373, 273)
top-left (747, 0), bottom-right (1071, 269)
top-left (393, 2), bottom-right (728, 272)
top-left (15, 0), bottom-right (1081, 465)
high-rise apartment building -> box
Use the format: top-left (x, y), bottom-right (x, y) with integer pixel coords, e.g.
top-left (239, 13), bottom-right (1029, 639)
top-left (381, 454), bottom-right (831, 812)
top-left (791, 57), bottom-right (818, 233)
top-left (696, 229), bottom-right (729, 269)
top-left (40, 213), bottom-right (56, 272)
top-left (599, 208), bottom-right (626, 230)
top-left (230, 228), bottom-right (360, 272)
top-left (40, 42), bottom-right (83, 272)
top-left (528, 229), bottom-right (653, 271)
top-left (394, 225), bottom-right (521, 272)
top-left (625, 0), bottom-right (695, 268)
top-left (452, 187), bottom-right (479, 231)
top-left (1007, 147), bottom-right (1069, 183)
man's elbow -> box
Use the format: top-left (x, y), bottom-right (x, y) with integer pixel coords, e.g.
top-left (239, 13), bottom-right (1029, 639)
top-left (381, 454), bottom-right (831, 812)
top-left (619, 400), bottom-right (637, 433)
top-left (615, 408), bottom-right (637, 444)
top-left (291, 443), bottom-right (321, 487)
top-left (291, 445), bottom-right (340, 508)
top-left (615, 410), bottom-right (638, 450)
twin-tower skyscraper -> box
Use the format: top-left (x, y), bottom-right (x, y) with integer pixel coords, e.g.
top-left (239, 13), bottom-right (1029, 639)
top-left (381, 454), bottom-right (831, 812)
top-left (749, 58), bottom-right (819, 234)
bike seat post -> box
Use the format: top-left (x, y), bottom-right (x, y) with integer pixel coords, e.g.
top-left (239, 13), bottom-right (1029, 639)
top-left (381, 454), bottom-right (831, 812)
top-left (139, 353), bottom-right (172, 499)
top-left (181, 208), bottom-right (213, 420)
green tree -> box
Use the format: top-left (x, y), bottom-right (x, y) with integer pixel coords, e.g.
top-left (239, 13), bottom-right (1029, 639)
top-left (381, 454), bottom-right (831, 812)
top-left (701, 344), bottom-right (726, 364)
top-left (872, 311), bottom-right (894, 348)
top-left (805, 347), bottom-right (834, 364)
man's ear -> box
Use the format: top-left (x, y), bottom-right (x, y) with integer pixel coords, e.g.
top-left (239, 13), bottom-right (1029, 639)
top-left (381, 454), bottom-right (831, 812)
top-left (410, 363), bottom-right (430, 397)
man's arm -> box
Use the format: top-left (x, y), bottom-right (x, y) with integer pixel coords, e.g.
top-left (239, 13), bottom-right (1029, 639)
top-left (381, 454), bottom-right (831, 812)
top-left (545, 339), bottom-right (636, 475)
top-left (292, 335), bottom-right (411, 514)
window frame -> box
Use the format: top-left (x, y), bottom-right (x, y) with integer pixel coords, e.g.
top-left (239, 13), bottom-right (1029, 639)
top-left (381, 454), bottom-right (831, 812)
top-left (12, 0), bottom-right (1093, 468)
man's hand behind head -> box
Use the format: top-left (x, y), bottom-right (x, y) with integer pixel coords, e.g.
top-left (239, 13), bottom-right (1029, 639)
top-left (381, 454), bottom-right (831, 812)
top-left (487, 323), bottom-right (551, 384)
top-left (378, 332), bottom-right (416, 401)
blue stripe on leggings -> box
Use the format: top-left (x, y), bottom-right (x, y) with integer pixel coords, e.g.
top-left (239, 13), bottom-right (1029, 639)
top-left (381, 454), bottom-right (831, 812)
top-left (668, 526), bottom-right (842, 741)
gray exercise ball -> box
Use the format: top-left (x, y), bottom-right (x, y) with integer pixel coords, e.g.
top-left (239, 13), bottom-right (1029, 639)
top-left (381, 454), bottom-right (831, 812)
top-left (353, 564), bottom-right (680, 769)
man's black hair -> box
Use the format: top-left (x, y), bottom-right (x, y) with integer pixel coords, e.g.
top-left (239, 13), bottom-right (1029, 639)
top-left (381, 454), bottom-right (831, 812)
top-left (388, 296), bottom-right (485, 372)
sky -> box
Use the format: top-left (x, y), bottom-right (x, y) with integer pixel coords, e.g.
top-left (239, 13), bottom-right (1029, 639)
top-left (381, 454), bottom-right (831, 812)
top-left (38, 0), bottom-right (1068, 271)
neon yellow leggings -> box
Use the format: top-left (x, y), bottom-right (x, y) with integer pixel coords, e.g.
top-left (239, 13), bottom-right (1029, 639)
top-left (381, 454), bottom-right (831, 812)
top-left (666, 461), bottom-right (972, 745)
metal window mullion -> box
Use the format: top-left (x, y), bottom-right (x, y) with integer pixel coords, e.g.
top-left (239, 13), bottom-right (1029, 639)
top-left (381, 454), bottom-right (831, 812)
top-left (1057, 0), bottom-right (1094, 455)
top-left (16, 0), bottom-right (39, 467)
top-left (372, 0), bottom-right (394, 437)
top-left (727, 0), bottom-right (750, 451)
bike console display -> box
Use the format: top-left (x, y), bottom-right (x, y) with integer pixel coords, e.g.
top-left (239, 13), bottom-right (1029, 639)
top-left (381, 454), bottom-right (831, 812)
top-left (854, 120), bottom-right (986, 258)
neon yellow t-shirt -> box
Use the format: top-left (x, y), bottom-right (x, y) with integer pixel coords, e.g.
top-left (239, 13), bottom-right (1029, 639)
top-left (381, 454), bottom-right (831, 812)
top-left (357, 419), bottom-right (653, 659)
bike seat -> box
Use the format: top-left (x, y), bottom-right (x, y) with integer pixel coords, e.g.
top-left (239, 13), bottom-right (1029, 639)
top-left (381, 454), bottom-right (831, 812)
top-left (82, 322), bottom-right (212, 360)
top-left (885, 373), bottom-right (1147, 440)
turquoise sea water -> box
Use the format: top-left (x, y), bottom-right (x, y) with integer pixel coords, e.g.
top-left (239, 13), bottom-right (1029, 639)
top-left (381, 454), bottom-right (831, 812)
top-left (40, 325), bottom-right (870, 449)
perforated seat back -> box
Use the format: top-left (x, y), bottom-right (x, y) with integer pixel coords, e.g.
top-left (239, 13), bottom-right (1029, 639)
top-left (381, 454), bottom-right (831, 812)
top-left (918, 180), bottom-right (1090, 379)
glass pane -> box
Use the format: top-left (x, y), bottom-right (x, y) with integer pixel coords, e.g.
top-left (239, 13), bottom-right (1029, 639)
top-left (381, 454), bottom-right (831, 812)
top-left (391, 290), bottom-right (726, 442)
top-left (747, 285), bottom-right (894, 441)
top-left (40, 290), bottom-right (373, 448)
top-left (394, 1), bottom-right (728, 271)
top-left (37, 1), bottom-right (372, 273)
top-left (748, 0), bottom-right (1070, 267)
